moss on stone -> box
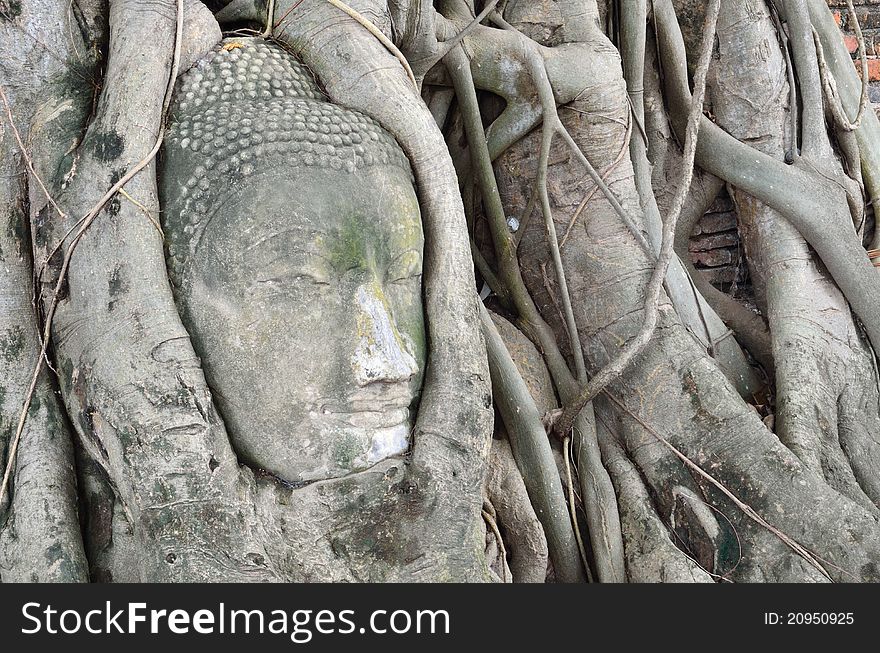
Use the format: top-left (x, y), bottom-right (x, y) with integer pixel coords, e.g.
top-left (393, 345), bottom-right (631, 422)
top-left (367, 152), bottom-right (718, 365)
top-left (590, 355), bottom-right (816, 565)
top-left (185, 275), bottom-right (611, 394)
top-left (0, 1), bottom-right (22, 22)
top-left (85, 129), bottom-right (125, 163)
top-left (0, 325), bottom-right (26, 361)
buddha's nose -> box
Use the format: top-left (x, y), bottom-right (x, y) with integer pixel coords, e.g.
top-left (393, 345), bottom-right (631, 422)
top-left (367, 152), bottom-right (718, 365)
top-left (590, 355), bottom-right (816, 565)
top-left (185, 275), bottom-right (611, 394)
top-left (350, 282), bottom-right (419, 386)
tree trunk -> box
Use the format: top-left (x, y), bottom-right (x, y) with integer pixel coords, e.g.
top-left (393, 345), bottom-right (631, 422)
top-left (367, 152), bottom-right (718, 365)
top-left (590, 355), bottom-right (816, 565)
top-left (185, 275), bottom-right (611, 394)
top-left (2, 0), bottom-right (880, 582)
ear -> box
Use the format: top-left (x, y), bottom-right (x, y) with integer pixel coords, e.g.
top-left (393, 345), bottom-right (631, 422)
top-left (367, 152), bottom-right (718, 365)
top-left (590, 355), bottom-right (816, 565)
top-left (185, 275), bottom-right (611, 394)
top-left (180, 0), bottom-right (224, 71)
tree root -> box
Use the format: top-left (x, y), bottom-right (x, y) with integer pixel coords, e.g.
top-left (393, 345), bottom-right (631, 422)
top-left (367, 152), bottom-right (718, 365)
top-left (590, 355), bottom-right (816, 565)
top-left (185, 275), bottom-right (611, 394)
top-left (447, 32), bottom-right (625, 582)
top-left (0, 0), bottom-right (185, 512)
top-left (555, 0), bottom-right (722, 437)
top-left (480, 305), bottom-right (585, 582)
top-left (486, 438), bottom-right (549, 583)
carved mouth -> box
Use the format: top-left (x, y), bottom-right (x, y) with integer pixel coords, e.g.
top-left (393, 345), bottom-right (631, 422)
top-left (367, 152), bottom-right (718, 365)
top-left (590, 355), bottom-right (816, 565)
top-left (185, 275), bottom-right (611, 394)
top-left (319, 405), bottom-right (411, 430)
top-left (317, 404), bottom-right (412, 464)
top-left (317, 382), bottom-right (415, 429)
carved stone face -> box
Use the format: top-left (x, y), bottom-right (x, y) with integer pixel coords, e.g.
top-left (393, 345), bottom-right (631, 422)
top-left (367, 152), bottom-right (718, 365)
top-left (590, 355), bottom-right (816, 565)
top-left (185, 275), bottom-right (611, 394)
top-left (160, 38), bottom-right (426, 482)
top-left (181, 167), bottom-right (425, 482)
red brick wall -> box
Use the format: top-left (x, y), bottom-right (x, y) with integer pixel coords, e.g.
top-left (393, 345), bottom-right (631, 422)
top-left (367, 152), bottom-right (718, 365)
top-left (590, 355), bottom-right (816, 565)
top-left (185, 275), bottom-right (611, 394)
top-left (688, 1), bottom-right (873, 292)
top-left (829, 0), bottom-right (880, 91)
top-left (688, 190), bottom-right (747, 293)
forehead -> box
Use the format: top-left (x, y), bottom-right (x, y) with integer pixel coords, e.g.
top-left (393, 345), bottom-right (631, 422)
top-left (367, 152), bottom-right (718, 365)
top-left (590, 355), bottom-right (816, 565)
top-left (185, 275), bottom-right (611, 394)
top-left (199, 166), bottom-right (422, 263)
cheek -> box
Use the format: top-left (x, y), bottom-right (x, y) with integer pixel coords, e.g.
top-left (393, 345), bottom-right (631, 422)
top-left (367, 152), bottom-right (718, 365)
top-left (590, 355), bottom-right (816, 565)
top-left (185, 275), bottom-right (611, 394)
top-left (187, 281), bottom-right (315, 379)
top-left (242, 288), bottom-right (363, 397)
top-left (386, 284), bottom-right (426, 359)
top-left (240, 301), bottom-right (324, 370)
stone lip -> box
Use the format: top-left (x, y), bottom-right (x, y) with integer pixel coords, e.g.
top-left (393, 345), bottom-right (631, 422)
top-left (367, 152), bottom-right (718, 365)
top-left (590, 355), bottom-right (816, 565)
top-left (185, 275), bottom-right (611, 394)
top-left (321, 406), bottom-right (411, 430)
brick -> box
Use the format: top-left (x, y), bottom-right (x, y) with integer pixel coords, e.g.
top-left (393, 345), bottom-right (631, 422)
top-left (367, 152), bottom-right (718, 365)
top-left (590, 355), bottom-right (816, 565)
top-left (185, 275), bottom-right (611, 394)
top-left (855, 56), bottom-right (880, 82)
top-left (866, 57), bottom-right (880, 81)
top-left (855, 10), bottom-right (880, 31)
top-left (699, 211), bottom-right (737, 234)
top-left (691, 249), bottom-right (733, 267)
top-left (689, 232), bottom-right (739, 252)
top-left (860, 28), bottom-right (880, 55)
top-left (697, 266), bottom-right (737, 287)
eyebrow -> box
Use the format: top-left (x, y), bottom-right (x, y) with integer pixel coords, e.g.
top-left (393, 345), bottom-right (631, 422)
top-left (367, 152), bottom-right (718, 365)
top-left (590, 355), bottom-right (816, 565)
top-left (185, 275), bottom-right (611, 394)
top-left (239, 226), bottom-right (319, 257)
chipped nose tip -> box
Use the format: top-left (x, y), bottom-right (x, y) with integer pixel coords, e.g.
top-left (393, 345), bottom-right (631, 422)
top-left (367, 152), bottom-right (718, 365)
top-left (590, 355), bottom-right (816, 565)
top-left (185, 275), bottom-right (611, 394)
top-left (351, 284), bottom-right (419, 385)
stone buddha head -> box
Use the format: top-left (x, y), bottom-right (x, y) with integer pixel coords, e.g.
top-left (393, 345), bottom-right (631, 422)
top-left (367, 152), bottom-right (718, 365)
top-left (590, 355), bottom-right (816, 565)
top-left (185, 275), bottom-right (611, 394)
top-left (160, 38), bottom-right (426, 483)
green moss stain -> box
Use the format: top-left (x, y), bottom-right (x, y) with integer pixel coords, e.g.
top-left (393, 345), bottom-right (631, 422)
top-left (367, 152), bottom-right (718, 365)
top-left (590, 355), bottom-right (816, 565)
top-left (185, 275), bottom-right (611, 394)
top-left (329, 474), bottom-right (427, 573)
top-left (8, 209), bottom-right (25, 243)
top-left (27, 389), bottom-right (41, 417)
top-left (152, 479), bottom-right (174, 503)
top-left (333, 436), bottom-right (361, 471)
top-left (716, 528), bottom-right (741, 576)
top-left (321, 209), bottom-right (422, 277)
top-left (4, 208), bottom-right (27, 258)
top-left (86, 129), bottom-right (125, 163)
top-left (39, 73), bottom-right (96, 182)
top-left (78, 406), bottom-right (95, 436)
top-left (44, 541), bottom-right (65, 568)
top-left (108, 265), bottom-right (128, 310)
top-left (151, 508), bottom-right (175, 530)
top-left (323, 216), bottom-right (371, 273)
top-left (0, 1), bottom-right (22, 22)
top-left (42, 394), bottom-right (65, 442)
top-left (0, 325), bottom-right (26, 361)
top-left (117, 428), bottom-right (137, 448)
top-left (400, 314), bottom-right (426, 365)
top-left (59, 356), bottom-right (74, 386)
top-left (33, 206), bottom-right (51, 249)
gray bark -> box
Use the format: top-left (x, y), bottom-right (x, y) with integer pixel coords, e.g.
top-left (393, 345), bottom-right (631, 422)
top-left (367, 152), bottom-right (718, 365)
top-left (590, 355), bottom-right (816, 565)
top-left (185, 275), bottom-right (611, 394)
top-left (496, 0), bottom-right (880, 582)
top-left (3, 0), bottom-right (880, 583)
top-left (0, 0), bottom-right (90, 583)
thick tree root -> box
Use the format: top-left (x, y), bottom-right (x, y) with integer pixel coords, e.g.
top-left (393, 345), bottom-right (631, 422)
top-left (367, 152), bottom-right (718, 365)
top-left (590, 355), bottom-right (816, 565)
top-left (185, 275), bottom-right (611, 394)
top-left (486, 438), bottom-right (549, 583)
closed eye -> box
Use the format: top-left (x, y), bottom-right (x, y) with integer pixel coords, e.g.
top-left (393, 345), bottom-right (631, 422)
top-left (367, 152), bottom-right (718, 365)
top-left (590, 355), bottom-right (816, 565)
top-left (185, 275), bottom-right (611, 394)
top-left (254, 273), bottom-right (330, 287)
top-left (386, 250), bottom-right (422, 284)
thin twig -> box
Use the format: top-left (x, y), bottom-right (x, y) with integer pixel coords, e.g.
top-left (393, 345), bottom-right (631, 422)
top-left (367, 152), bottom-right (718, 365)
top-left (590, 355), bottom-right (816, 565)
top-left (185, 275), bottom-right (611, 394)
top-left (512, 187), bottom-right (538, 249)
top-left (119, 188), bottom-right (164, 238)
top-left (274, 0), bottom-right (306, 29)
top-left (563, 435), bottom-right (592, 581)
top-left (262, 0), bottom-right (276, 37)
top-left (540, 262), bottom-right (567, 335)
top-left (482, 504), bottom-right (509, 583)
top-left (0, 0), bottom-right (185, 509)
top-left (560, 113), bottom-right (632, 249)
